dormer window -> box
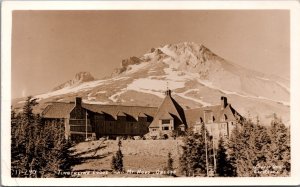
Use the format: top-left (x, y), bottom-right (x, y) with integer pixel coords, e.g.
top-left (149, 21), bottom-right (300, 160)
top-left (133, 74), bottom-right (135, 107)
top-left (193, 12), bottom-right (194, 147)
top-left (204, 110), bottom-right (213, 123)
top-left (160, 119), bottom-right (173, 131)
top-left (221, 114), bottom-right (228, 122)
top-left (162, 119), bottom-right (171, 124)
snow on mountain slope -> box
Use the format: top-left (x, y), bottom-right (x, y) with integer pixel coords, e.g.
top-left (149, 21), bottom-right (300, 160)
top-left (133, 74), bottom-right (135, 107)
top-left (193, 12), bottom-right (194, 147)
top-left (12, 42), bottom-right (290, 125)
top-left (52, 72), bottom-right (96, 91)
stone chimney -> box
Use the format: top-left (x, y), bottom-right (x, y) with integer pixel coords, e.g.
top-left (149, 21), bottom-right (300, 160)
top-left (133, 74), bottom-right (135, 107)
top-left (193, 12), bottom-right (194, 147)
top-left (75, 97), bottom-right (82, 107)
top-left (165, 89), bottom-right (172, 96)
top-left (221, 96), bottom-right (228, 109)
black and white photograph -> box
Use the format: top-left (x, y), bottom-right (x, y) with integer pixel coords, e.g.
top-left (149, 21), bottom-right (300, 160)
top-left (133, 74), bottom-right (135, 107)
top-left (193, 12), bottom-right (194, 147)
top-left (1, 1), bottom-right (300, 186)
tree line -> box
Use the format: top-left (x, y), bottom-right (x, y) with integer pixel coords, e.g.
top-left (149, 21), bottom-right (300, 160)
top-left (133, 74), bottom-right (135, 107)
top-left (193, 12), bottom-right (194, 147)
top-left (11, 97), bottom-right (73, 177)
top-left (179, 115), bottom-right (290, 177)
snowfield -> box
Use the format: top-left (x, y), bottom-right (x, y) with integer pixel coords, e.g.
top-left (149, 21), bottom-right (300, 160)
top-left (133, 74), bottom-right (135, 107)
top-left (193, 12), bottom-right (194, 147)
top-left (176, 89), bottom-right (211, 106)
top-left (126, 78), bottom-right (185, 98)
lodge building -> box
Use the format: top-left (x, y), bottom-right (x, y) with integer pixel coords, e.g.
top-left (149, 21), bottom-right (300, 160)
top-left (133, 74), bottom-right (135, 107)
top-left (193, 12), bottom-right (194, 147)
top-left (42, 90), bottom-right (243, 142)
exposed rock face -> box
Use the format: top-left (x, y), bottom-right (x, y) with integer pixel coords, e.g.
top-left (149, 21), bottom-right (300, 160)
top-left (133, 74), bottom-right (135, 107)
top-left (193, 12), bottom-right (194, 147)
top-left (113, 56), bottom-right (142, 75)
top-left (52, 72), bottom-right (95, 91)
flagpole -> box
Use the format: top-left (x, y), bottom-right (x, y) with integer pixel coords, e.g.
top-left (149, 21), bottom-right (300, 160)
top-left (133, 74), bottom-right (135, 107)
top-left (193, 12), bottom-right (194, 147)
top-left (213, 136), bottom-right (216, 172)
top-left (203, 111), bottom-right (209, 177)
top-left (204, 122), bottom-right (209, 177)
top-left (85, 110), bottom-right (88, 140)
top-left (205, 126), bottom-right (209, 176)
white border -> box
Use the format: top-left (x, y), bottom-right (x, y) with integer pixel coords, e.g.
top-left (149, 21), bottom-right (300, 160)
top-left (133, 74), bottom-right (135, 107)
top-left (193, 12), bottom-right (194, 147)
top-left (2, 1), bottom-right (300, 186)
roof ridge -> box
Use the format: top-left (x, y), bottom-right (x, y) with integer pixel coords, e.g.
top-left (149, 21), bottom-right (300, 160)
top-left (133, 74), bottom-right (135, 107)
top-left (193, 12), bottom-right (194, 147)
top-left (82, 103), bottom-right (157, 108)
top-left (46, 101), bottom-right (74, 104)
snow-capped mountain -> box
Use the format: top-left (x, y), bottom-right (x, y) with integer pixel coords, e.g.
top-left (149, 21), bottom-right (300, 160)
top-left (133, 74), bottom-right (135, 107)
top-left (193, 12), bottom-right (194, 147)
top-left (13, 42), bottom-right (290, 125)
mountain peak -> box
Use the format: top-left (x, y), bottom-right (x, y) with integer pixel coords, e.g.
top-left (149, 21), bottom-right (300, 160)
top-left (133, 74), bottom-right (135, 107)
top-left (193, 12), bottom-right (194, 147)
top-left (74, 71), bottom-right (95, 82)
top-left (112, 42), bottom-right (222, 77)
top-left (163, 42), bottom-right (215, 57)
top-left (52, 71), bottom-right (95, 91)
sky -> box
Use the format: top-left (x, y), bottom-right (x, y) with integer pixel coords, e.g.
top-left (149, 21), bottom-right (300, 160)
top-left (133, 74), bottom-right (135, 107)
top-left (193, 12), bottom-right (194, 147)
top-left (11, 10), bottom-right (290, 99)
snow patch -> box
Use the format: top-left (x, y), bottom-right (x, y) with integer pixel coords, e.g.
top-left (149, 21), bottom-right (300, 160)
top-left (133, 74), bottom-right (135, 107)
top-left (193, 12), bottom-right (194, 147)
top-left (256, 76), bottom-right (270, 81)
top-left (96, 91), bottom-right (107, 94)
top-left (82, 99), bottom-right (109, 105)
top-left (87, 96), bottom-right (96, 101)
top-left (35, 79), bottom-right (107, 99)
top-left (108, 89), bottom-right (127, 103)
top-left (111, 76), bottom-right (130, 81)
top-left (197, 79), bottom-right (290, 106)
top-left (163, 67), bottom-right (194, 81)
top-left (125, 62), bottom-right (149, 74)
top-left (127, 78), bottom-right (185, 92)
top-left (176, 89), bottom-right (211, 106)
top-left (275, 81), bottom-right (290, 93)
top-left (125, 78), bottom-right (186, 98)
top-left (159, 46), bottom-right (177, 58)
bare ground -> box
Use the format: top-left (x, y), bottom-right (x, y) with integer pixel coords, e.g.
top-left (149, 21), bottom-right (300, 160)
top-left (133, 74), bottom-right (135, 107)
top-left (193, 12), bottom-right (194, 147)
top-left (69, 139), bottom-right (184, 178)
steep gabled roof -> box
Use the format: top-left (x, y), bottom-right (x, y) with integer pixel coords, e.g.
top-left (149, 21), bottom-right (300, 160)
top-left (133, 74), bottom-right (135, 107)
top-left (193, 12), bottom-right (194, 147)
top-left (42, 102), bottom-right (74, 118)
top-left (42, 102), bottom-right (157, 120)
top-left (149, 94), bottom-right (186, 128)
top-left (184, 104), bottom-right (241, 128)
top-left (227, 104), bottom-right (244, 121)
top-left (160, 112), bottom-right (174, 120)
top-left (82, 104), bottom-right (157, 120)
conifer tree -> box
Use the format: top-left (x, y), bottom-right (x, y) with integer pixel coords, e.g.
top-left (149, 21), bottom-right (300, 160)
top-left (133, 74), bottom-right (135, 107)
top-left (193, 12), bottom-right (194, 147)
top-left (11, 96), bottom-right (38, 177)
top-left (227, 119), bottom-right (257, 177)
top-left (11, 96), bottom-right (74, 178)
top-left (111, 140), bottom-right (124, 172)
top-left (227, 117), bottom-right (284, 177)
top-left (226, 114), bottom-right (290, 177)
top-left (268, 114), bottom-right (290, 176)
top-left (167, 152), bottom-right (174, 171)
top-left (216, 136), bottom-right (234, 176)
top-left (179, 124), bottom-right (209, 176)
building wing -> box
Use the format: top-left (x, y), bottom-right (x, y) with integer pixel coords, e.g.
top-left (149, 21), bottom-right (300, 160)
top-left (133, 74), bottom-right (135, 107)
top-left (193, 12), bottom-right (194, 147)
top-left (149, 90), bottom-right (186, 129)
top-left (82, 103), bottom-right (157, 121)
top-left (42, 102), bottom-right (74, 119)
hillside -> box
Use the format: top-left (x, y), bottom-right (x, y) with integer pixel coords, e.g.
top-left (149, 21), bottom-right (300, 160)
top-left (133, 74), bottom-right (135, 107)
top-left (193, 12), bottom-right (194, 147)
top-left (12, 42), bottom-right (290, 124)
top-left (70, 139), bottom-right (183, 177)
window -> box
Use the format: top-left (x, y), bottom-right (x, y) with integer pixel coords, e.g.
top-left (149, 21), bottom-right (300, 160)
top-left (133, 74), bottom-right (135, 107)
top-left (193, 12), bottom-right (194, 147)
top-left (205, 111), bottom-right (213, 123)
top-left (162, 119), bottom-right (171, 124)
top-left (200, 117), bottom-right (203, 123)
top-left (163, 126), bottom-right (169, 131)
top-left (224, 114), bottom-right (228, 120)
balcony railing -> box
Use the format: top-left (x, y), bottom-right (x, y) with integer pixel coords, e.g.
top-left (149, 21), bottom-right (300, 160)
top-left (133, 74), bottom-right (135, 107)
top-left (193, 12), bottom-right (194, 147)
top-left (70, 125), bottom-right (92, 132)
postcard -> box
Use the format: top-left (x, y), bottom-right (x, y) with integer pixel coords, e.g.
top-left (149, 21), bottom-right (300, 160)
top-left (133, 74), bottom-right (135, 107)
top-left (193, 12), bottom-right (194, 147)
top-left (1, 1), bottom-right (300, 186)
